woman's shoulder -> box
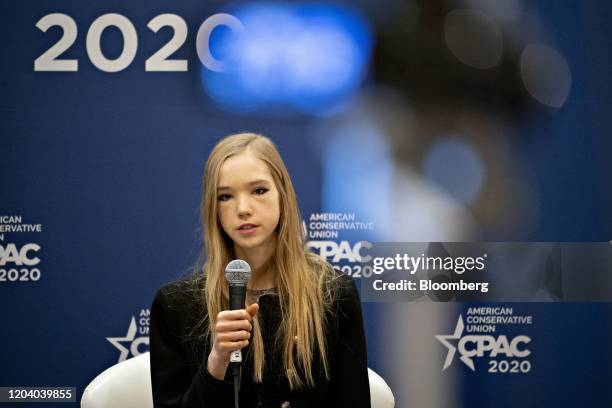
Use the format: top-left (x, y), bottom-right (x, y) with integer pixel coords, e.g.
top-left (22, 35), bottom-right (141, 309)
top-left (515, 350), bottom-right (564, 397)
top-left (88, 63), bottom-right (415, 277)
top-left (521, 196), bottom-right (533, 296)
top-left (151, 275), bottom-right (210, 358)
top-left (328, 269), bottom-right (359, 301)
top-left (305, 253), bottom-right (359, 305)
top-left (316, 266), bottom-right (364, 332)
top-left (153, 274), bottom-right (206, 315)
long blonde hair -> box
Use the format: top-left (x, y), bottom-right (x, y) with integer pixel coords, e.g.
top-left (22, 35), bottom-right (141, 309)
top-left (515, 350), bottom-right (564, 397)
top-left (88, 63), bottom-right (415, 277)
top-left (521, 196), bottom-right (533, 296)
top-left (200, 132), bottom-right (334, 389)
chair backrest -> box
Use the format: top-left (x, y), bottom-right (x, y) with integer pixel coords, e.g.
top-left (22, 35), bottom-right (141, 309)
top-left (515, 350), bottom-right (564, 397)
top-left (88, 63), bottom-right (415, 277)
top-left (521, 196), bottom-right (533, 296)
top-left (81, 352), bottom-right (394, 408)
top-left (367, 367), bottom-right (395, 408)
top-left (81, 353), bottom-right (153, 408)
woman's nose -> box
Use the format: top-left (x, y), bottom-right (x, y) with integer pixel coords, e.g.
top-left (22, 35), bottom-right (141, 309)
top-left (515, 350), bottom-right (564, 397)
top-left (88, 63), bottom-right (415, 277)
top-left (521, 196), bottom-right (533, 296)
top-left (237, 195), bottom-right (253, 216)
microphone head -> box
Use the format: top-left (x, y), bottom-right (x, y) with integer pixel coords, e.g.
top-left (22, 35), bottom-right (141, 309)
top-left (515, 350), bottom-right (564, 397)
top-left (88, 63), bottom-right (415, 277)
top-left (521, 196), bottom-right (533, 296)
top-left (225, 259), bottom-right (252, 286)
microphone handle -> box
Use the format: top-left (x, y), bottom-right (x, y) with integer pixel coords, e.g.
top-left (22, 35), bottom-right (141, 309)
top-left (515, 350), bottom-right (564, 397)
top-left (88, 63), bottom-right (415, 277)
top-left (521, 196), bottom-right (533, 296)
top-left (228, 284), bottom-right (247, 377)
top-left (229, 285), bottom-right (247, 310)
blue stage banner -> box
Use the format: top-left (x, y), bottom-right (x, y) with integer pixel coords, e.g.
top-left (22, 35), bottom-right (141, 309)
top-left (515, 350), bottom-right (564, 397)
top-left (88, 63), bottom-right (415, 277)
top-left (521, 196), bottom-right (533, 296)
top-left (2, 1), bottom-right (612, 407)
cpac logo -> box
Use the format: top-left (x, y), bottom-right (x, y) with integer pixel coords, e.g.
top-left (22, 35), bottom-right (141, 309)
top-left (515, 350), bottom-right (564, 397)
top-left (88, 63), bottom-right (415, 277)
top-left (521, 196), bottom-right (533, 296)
top-left (107, 309), bottom-right (150, 363)
top-left (307, 240), bottom-right (372, 263)
top-left (0, 243), bottom-right (41, 266)
top-left (436, 316), bottom-right (531, 371)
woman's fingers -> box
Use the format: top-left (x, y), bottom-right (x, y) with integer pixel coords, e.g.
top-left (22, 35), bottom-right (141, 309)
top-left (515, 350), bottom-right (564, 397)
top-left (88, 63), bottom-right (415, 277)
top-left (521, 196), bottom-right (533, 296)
top-left (213, 307), bottom-right (257, 357)
top-left (246, 303), bottom-right (259, 317)
top-left (216, 330), bottom-right (251, 342)
top-left (216, 319), bottom-right (252, 332)
top-left (217, 309), bottom-right (253, 321)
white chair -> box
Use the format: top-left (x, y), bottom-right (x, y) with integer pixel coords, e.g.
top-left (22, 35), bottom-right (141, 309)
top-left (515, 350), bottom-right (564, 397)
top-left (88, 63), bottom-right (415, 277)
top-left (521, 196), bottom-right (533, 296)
top-left (82, 353), bottom-right (153, 408)
top-left (81, 352), bottom-right (394, 408)
top-left (367, 367), bottom-right (395, 408)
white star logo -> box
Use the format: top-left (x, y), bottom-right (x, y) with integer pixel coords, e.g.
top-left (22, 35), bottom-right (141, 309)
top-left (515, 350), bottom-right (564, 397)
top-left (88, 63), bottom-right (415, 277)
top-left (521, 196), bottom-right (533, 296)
top-left (106, 317), bottom-right (137, 363)
top-left (435, 315), bottom-right (475, 371)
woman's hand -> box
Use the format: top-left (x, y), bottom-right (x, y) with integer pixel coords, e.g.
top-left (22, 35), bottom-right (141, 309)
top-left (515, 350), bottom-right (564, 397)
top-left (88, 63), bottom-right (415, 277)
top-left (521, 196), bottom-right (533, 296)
top-left (207, 303), bottom-right (259, 380)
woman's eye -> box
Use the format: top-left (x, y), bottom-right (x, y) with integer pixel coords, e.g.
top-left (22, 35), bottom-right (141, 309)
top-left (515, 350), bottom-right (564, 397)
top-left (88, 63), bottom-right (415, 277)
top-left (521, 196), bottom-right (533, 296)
top-left (254, 187), bottom-right (269, 195)
top-left (218, 194), bottom-right (232, 201)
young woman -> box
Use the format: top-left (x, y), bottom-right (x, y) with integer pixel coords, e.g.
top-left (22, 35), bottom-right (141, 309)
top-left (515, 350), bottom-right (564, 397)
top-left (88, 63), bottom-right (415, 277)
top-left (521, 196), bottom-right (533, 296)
top-left (150, 133), bottom-right (370, 407)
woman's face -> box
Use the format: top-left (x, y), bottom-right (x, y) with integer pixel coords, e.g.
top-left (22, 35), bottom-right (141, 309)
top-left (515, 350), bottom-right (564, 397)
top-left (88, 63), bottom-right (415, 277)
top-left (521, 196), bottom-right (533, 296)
top-left (217, 150), bottom-right (281, 256)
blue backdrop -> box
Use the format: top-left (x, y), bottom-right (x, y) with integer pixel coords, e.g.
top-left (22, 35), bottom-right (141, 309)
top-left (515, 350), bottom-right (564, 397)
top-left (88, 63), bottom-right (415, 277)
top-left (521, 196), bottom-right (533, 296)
top-left (2, 1), bottom-right (612, 407)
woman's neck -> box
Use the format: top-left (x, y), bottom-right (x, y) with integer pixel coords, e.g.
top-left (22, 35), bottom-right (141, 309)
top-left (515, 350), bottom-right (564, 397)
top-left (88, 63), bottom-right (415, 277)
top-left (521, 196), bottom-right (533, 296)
top-left (234, 237), bottom-right (277, 290)
top-left (248, 267), bottom-right (276, 291)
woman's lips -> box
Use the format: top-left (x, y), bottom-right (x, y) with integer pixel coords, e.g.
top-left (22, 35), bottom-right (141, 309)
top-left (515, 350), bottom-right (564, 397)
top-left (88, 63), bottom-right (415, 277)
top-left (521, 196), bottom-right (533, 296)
top-left (237, 224), bottom-right (259, 235)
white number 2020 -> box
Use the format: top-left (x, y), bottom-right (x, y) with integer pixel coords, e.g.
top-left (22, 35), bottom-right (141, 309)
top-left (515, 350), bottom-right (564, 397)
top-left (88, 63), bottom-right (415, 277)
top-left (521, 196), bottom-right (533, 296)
top-left (34, 12), bottom-right (243, 73)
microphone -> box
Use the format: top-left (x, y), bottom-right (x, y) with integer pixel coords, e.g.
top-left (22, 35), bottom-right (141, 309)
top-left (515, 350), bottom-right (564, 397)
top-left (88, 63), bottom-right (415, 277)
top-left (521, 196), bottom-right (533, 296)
top-left (224, 259), bottom-right (252, 408)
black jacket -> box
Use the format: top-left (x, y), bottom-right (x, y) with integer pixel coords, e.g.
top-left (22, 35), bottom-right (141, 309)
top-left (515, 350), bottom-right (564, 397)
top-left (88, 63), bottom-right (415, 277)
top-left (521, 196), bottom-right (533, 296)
top-left (149, 273), bottom-right (371, 408)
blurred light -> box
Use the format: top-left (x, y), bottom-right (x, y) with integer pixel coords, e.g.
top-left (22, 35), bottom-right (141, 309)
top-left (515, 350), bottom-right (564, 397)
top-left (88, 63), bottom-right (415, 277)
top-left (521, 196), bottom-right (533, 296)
top-left (444, 9), bottom-right (503, 69)
top-left (498, 175), bottom-right (540, 238)
top-left (423, 137), bottom-right (485, 205)
top-left (321, 119), bottom-right (392, 241)
top-left (392, 171), bottom-right (476, 241)
top-left (200, 4), bottom-right (372, 115)
top-left (316, 90), bottom-right (477, 241)
top-left (467, 0), bottom-right (523, 24)
top-left (520, 43), bottom-right (571, 108)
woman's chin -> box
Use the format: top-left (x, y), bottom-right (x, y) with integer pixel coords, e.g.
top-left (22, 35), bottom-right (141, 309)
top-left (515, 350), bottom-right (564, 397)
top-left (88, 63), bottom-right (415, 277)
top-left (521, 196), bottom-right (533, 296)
top-left (233, 237), bottom-right (263, 251)
top-left (233, 234), bottom-right (278, 254)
